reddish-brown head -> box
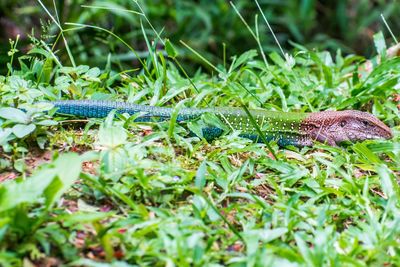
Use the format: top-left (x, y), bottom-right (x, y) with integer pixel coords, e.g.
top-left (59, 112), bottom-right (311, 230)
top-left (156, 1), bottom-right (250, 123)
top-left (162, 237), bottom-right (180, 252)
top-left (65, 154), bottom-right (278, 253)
top-left (301, 110), bottom-right (393, 146)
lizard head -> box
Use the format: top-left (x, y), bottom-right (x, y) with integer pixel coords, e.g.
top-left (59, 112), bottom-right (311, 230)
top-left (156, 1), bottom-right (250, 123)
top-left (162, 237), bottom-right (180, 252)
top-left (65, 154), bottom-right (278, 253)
top-left (302, 110), bottom-right (393, 146)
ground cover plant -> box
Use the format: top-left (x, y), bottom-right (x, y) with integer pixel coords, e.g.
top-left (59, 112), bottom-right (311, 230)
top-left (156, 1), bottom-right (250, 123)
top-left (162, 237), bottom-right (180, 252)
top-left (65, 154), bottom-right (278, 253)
top-left (0, 1), bottom-right (399, 266)
top-left (1, 0), bottom-right (400, 73)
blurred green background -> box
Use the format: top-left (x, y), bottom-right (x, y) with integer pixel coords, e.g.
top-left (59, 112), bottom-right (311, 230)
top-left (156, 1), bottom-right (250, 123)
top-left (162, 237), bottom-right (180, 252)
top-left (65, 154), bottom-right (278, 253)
top-left (0, 0), bottom-right (399, 73)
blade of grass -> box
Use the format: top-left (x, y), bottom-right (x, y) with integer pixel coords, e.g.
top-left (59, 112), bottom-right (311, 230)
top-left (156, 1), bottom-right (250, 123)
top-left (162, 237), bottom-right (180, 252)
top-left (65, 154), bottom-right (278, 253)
top-left (81, 4), bottom-right (143, 15)
top-left (230, 1), bottom-right (269, 67)
top-left (254, 0), bottom-right (287, 60)
top-left (239, 102), bottom-right (278, 160)
top-left (65, 22), bottom-right (151, 77)
top-left (37, 0), bottom-right (76, 67)
top-left (179, 40), bottom-right (221, 74)
top-left (381, 14), bottom-right (398, 44)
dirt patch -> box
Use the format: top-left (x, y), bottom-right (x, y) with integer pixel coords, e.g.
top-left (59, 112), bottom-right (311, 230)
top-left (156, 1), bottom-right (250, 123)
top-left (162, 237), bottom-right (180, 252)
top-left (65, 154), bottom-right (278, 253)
top-left (253, 183), bottom-right (275, 204)
top-left (25, 150), bottom-right (53, 172)
top-left (0, 146), bottom-right (99, 182)
top-left (0, 149), bottom-right (53, 182)
top-left (82, 160), bottom-right (98, 175)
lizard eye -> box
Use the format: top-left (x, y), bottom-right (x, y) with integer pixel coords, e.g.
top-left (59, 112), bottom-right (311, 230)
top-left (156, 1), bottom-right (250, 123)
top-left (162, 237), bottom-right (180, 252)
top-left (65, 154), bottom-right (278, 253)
top-left (340, 120), bottom-right (347, 127)
top-left (362, 120), bottom-right (369, 127)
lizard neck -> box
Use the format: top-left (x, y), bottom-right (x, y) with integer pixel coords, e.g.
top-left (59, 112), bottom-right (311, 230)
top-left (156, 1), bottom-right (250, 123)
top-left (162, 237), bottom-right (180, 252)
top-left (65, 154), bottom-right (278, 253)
top-left (300, 112), bottom-right (336, 146)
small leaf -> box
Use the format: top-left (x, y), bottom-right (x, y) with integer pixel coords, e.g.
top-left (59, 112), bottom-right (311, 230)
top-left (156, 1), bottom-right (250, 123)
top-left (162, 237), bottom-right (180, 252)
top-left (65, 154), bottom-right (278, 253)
top-left (98, 125), bottom-right (128, 148)
top-left (195, 161), bottom-right (207, 190)
top-left (55, 211), bottom-right (114, 225)
top-left (0, 129), bottom-right (12, 144)
top-left (232, 49), bottom-right (258, 70)
top-left (101, 147), bottom-right (129, 177)
top-left (86, 67), bottom-right (101, 78)
top-left (44, 153), bottom-right (82, 207)
top-left (260, 228), bottom-right (288, 243)
top-left (187, 121), bottom-right (205, 139)
top-left (0, 107), bottom-right (29, 123)
top-left (35, 120), bottom-right (58, 126)
top-left (41, 58), bottom-right (53, 84)
top-left (12, 124), bottom-right (36, 138)
top-left (168, 99), bottom-right (188, 138)
top-left (376, 164), bottom-right (395, 198)
top-left (373, 31), bottom-right (387, 57)
top-left (269, 51), bottom-right (286, 68)
top-left (165, 39), bottom-right (179, 58)
top-left (203, 113), bottom-right (229, 132)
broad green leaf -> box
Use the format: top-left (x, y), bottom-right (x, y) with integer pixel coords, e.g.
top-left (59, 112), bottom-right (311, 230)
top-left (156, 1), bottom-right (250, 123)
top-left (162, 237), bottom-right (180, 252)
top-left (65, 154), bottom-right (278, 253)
top-left (44, 153), bottom-right (82, 207)
top-left (70, 259), bottom-right (132, 267)
top-left (12, 124), bottom-right (36, 138)
top-left (0, 169), bottom-right (56, 212)
top-left (98, 125), bottom-right (127, 148)
top-left (231, 49), bottom-right (258, 70)
top-left (28, 47), bottom-right (53, 58)
top-left (0, 153), bottom-right (82, 212)
top-left (269, 52), bottom-right (286, 68)
top-left (86, 67), bottom-right (101, 78)
top-left (260, 228), bottom-right (288, 243)
top-left (0, 107), bottom-right (29, 124)
top-left (187, 120), bottom-right (205, 139)
top-left (295, 233), bottom-right (312, 265)
top-left (203, 112), bottom-right (229, 132)
top-left (101, 148), bottom-right (129, 176)
top-left (352, 143), bottom-right (381, 164)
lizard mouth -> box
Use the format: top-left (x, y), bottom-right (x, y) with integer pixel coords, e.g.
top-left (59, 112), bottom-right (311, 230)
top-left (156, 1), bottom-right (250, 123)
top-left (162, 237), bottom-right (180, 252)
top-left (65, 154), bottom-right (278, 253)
top-left (373, 126), bottom-right (393, 140)
top-left (369, 134), bottom-right (390, 140)
top-left (382, 127), bottom-right (394, 139)
top-left (373, 120), bottom-right (393, 139)
top-left (351, 130), bottom-right (392, 141)
top-left (367, 113), bottom-right (393, 140)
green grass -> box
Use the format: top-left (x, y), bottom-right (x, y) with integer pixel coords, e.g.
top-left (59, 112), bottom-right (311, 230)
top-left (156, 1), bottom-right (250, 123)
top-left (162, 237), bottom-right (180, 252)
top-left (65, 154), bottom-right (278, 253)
top-left (0, 3), bottom-right (399, 267)
top-left (1, 0), bottom-right (400, 73)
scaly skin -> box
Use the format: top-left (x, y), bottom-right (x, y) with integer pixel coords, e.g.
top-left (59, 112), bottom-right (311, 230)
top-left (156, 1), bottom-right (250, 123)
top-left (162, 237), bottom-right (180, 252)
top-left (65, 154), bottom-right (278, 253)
top-left (51, 100), bottom-right (393, 147)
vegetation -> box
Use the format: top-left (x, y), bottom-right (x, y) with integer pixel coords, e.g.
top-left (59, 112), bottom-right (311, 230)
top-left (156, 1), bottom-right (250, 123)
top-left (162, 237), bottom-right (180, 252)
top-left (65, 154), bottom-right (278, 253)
top-left (1, 0), bottom-right (400, 72)
top-left (0, 1), bottom-right (399, 266)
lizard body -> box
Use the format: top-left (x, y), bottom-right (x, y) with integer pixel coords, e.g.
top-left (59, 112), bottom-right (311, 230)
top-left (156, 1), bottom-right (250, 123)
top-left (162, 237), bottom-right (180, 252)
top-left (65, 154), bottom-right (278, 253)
top-left (51, 100), bottom-right (393, 147)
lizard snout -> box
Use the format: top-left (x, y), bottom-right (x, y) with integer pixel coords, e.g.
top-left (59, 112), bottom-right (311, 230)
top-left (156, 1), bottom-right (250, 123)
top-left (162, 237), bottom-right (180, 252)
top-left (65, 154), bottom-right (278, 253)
top-left (372, 118), bottom-right (393, 140)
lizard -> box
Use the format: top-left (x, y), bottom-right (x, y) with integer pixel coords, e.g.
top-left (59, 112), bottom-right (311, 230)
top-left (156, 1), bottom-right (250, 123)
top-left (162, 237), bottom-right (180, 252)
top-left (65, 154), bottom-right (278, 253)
top-left (50, 100), bottom-right (393, 147)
